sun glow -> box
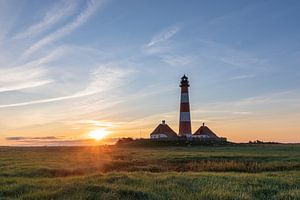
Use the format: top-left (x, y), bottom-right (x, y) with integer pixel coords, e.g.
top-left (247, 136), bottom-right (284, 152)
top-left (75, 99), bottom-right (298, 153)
top-left (88, 128), bottom-right (109, 141)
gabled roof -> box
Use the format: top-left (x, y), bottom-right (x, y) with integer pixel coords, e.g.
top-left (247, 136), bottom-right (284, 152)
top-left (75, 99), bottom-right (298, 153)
top-left (193, 123), bottom-right (219, 139)
top-left (150, 120), bottom-right (178, 138)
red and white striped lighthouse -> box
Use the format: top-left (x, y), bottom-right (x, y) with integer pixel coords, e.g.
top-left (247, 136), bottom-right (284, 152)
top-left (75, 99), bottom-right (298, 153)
top-left (179, 75), bottom-right (192, 137)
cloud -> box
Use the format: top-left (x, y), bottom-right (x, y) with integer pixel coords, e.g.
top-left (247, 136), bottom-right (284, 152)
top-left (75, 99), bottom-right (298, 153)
top-left (24, 0), bottom-right (105, 57)
top-left (162, 55), bottom-right (194, 66)
top-left (144, 25), bottom-right (180, 48)
top-left (0, 65), bottom-right (132, 108)
top-left (14, 0), bottom-right (78, 40)
top-left (73, 120), bottom-right (116, 128)
top-left (193, 109), bottom-right (252, 115)
top-left (5, 136), bottom-right (119, 146)
top-left (0, 66), bottom-right (53, 93)
top-left (234, 91), bottom-right (300, 106)
top-left (0, 46), bottom-right (70, 93)
top-left (78, 65), bottom-right (131, 96)
top-left (197, 39), bottom-right (268, 69)
top-left (142, 25), bottom-right (196, 67)
top-left (0, 0), bottom-right (21, 42)
top-left (6, 136), bottom-right (59, 141)
top-left (229, 74), bottom-right (255, 80)
top-left (188, 90), bottom-right (300, 124)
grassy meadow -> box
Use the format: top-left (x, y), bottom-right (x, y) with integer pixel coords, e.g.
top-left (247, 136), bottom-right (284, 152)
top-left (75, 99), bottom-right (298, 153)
top-left (0, 144), bottom-right (299, 199)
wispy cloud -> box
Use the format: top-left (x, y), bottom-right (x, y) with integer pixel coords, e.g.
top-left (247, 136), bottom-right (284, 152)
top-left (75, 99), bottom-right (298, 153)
top-left (73, 120), bottom-right (115, 127)
top-left (14, 0), bottom-right (79, 40)
top-left (0, 46), bottom-right (71, 93)
top-left (229, 74), bottom-right (255, 80)
top-left (162, 55), bottom-right (194, 66)
top-left (78, 65), bottom-right (131, 96)
top-left (144, 25), bottom-right (180, 48)
top-left (234, 90), bottom-right (300, 106)
top-left (189, 90), bottom-right (300, 124)
top-left (6, 136), bottom-right (60, 141)
top-left (141, 24), bottom-right (196, 67)
top-left (197, 39), bottom-right (268, 69)
top-left (0, 0), bottom-right (22, 42)
top-left (0, 65), bottom-right (132, 108)
top-left (5, 136), bottom-right (118, 146)
top-left (24, 0), bottom-right (105, 57)
top-left (193, 109), bottom-right (252, 115)
top-left (0, 66), bottom-right (52, 93)
top-left (64, 120), bottom-right (124, 132)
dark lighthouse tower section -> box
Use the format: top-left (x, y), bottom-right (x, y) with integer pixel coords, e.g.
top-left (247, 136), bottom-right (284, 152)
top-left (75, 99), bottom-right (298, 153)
top-left (179, 75), bottom-right (192, 137)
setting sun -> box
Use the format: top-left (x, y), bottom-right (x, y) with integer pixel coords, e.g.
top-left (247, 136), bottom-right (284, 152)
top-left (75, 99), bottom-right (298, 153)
top-left (88, 129), bottom-right (109, 141)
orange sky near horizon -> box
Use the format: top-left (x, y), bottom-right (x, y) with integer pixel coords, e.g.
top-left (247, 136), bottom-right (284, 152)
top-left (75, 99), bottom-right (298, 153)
top-left (1, 113), bottom-right (300, 146)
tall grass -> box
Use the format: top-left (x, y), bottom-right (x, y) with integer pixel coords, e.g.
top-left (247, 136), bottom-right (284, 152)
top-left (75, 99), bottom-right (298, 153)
top-left (0, 144), bottom-right (299, 199)
top-left (0, 172), bottom-right (299, 199)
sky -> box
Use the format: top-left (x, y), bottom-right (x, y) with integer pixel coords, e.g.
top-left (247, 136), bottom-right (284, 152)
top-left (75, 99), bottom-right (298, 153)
top-left (0, 0), bottom-right (300, 146)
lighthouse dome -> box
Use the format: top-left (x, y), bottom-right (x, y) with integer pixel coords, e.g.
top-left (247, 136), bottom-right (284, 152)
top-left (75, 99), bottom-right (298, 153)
top-left (180, 74), bottom-right (189, 87)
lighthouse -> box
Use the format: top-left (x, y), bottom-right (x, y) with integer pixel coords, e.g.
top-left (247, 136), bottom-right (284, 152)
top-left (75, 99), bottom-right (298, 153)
top-left (179, 75), bottom-right (192, 138)
top-left (149, 74), bottom-right (227, 142)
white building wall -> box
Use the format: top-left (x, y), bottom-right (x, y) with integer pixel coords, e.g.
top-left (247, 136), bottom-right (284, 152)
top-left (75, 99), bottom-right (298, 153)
top-left (150, 134), bottom-right (168, 139)
top-left (192, 135), bottom-right (210, 138)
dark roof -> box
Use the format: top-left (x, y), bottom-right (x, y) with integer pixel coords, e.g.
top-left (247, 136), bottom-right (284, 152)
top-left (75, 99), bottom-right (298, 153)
top-left (193, 123), bottom-right (219, 139)
top-left (150, 121), bottom-right (178, 138)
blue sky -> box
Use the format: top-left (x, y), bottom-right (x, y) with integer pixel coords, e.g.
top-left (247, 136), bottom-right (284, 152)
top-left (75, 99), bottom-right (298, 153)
top-left (0, 0), bottom-right (300, 145)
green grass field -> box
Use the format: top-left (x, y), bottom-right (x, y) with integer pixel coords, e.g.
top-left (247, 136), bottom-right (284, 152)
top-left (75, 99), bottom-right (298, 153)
top-left (0, 144), bottom-right (300, 199)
